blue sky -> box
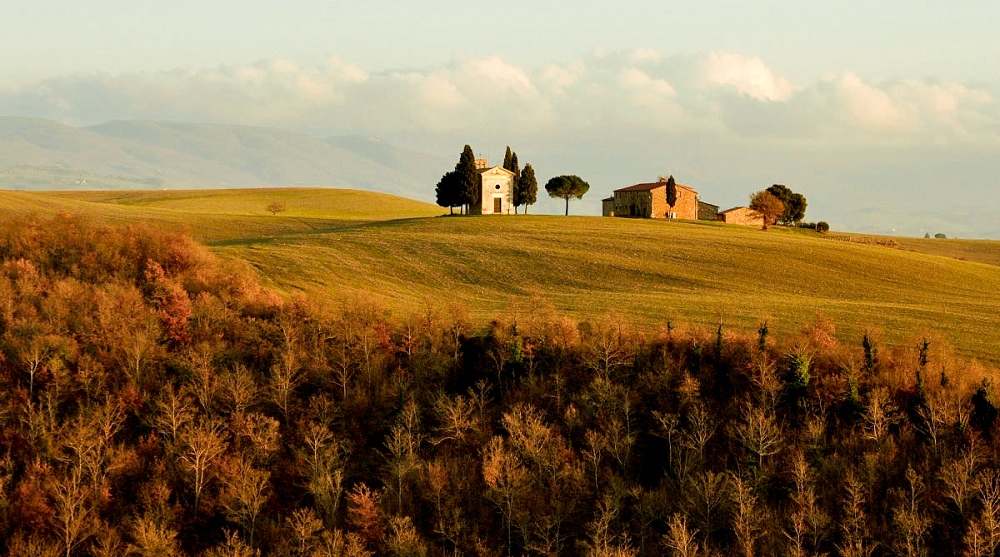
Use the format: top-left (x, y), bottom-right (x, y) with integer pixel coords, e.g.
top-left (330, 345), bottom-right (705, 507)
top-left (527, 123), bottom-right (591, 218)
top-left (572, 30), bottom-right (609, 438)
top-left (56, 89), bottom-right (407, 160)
top-left (2, 1), bottom-right (999, 235)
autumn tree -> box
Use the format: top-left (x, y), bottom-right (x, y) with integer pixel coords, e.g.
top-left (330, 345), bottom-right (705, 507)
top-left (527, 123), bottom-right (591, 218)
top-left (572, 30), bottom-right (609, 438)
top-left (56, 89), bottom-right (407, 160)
top-left (220, 456), bottom-right (270, 546)
top-left (180, 420), bottom-right (228, 509)
top-left (749, 190), bottom-right (785, 230)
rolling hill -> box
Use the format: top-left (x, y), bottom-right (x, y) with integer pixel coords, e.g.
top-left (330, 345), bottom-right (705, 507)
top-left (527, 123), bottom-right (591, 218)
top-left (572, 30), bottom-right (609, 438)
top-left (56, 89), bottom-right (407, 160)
top-left (3, 187), bottom-right (1000, 363)
top-left (0, 117), bottom-right (448, 197)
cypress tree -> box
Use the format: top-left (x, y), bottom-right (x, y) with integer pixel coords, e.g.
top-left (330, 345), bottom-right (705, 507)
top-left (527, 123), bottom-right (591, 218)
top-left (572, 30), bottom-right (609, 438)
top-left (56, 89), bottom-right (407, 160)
top-left (666, 175), bottom-right (677, 216)
top-left (502, 146), bottom-right (513, 171)
top-left (519, 163), bottom-right (538, 214)
top-left (456, 145), bottom-right (479, 214)
top-left (510, 152), bottom-right (521, 213)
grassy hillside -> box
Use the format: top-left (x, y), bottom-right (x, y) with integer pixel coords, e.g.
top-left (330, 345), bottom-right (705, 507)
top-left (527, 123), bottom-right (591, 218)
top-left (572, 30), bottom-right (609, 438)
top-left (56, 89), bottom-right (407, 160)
top-left (4, 188), bottom-right (1000, 362)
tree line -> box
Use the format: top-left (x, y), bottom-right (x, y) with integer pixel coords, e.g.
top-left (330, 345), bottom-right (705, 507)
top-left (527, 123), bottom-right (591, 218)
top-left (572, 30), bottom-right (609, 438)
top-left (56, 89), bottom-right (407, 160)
top-left (436, 145), bottom-right (593, 216)
top-left (1, 214), bottom-right (997, 556)
top-left (435, 145), bottom-right (539, 215)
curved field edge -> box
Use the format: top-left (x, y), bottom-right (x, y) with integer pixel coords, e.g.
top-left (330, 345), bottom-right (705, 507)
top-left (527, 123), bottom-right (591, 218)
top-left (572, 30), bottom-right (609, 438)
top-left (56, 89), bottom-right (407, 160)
top-left (3, 188), bottom-right (1000, 363)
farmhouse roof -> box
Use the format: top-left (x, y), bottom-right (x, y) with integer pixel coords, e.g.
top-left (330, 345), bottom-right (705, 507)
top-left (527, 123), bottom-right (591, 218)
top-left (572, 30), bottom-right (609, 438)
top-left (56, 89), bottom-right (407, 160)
top-left (476, 165), bottom-right (516, 176)
top-left (719, 206), bottom-right (754, 214)
top-left (615, 181), bottom-right (697, 194)
top-left (601, 196), bottom-right (614, 202)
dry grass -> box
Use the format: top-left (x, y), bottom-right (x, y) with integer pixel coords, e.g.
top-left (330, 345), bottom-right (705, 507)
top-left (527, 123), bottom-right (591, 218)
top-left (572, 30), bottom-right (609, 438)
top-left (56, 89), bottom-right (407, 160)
top-left (4, 188), bottom-right (1000, 363)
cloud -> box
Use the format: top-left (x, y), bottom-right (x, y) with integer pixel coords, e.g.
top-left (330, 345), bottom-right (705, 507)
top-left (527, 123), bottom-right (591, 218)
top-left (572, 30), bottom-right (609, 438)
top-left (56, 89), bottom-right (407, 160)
top-left (0, 50), bottom-right (996, 147)
top-left (702, 52), bottom-right (794, 102)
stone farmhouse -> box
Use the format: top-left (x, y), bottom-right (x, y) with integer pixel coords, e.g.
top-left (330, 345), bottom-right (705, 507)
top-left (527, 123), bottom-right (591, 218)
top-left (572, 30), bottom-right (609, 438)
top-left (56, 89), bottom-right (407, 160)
top-left (717, 206), bottom-right (764, 227)
top-left (698, 201), bottom-right (720, 221)
top-left (601, 177), bottom-right (764, 226)
top-left (602, 178), bottom-right (700, 219)
top-left (469, 158), bottom-right (516, 215)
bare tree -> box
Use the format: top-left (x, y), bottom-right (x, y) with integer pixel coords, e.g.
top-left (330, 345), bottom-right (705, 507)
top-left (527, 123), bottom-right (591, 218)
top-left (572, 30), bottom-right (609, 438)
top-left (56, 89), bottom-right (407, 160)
top-left (734, 402), bottom-right (783, 471)
top-left (432, 392), bottom-right (481, 447)
top-left (51, 470), bottom-right (96, 557)
top-left (682, 471), bottom-right (730, 541)
top-left (941, 448), bottom-right (980, 517)
top-left (180, 420), bottom-right (228, 509)
top-left (220, 364), bottom-right (257, 417)
top-left (383, 401), bottom-right (422, 514)
top-left (152, 386), bottom-right (194, 445)
top-left (221, 457), bottom-right (270, 546)
top-left (286, 508), bottom-right (324, 556)
top-left (662, 514), bottom-right (700, 557)
top-left (582, 496), bottom-right (638, 557)
top-left (303, 422), bottom-right (348, 529)
top-left (838, 474), bottom-right (873, 557)
top-left (482, 436), bottom-right (527, 556)
top-left (731, 475), bottom-right (763, 557)
top-left (892, 467), bottom-right (930, 557)
top-left (128, 515), bottom-right (182, 556)
top-left (863, 387), bottom-right (897, 444)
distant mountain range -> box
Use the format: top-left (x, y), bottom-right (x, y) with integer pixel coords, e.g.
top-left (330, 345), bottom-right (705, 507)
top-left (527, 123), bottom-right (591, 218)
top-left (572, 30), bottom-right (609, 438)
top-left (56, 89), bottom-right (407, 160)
top-left (0, 117), bottom-right (448, 199)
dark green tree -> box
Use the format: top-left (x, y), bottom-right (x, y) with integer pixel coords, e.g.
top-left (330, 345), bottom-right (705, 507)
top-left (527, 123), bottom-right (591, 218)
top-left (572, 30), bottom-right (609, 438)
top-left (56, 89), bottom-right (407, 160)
top-left (766, 184), bottom-right (807, 225)
top-left (509, 153), bottom-right (522, 213)
top-left (435, 170), bottom-right (462, 214)
top-left (666, 175), bottom-right (678, 216)
top-left (545, 175), bottom-right (590, 215)
top-left (456, 145), bottom-right (479, 214)
top-left (502, 146), bottom-right (513, 171)
top-left (519, 163), bottom-right (538, 214)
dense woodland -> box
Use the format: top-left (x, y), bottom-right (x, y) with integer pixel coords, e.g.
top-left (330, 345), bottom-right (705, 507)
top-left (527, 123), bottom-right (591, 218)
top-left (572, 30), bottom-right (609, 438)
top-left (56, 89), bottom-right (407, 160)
top-left (2, 213), bottom-right (1000, 556)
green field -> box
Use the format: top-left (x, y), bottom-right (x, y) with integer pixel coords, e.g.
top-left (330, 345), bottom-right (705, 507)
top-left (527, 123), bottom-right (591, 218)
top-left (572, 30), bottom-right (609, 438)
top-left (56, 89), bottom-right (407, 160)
top-left (4, 187), bottom-right (1000, 363)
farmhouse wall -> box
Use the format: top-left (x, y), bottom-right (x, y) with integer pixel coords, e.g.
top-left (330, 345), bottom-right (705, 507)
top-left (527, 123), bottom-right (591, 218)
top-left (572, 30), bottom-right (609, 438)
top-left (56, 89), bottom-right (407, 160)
top-left (718, 206), bottom-right (764, 227)
top-left (698, 201), bottom-right (720, 221)
top-left (611, 182), bottom-right (699, 220)
top-left (602, 197), bottom-right (615, 217)
top-left (671, 186), bottom-right (698, 220)
top-left (615, 189), bottom-right (655, 217)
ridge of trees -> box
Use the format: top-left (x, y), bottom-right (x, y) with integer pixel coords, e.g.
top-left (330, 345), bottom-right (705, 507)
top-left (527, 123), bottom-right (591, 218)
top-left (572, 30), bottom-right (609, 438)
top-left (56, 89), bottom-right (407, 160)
top-left (435, 145), bottom-right (538, 215)
top-left (1, 214), bottom-right (999, 556)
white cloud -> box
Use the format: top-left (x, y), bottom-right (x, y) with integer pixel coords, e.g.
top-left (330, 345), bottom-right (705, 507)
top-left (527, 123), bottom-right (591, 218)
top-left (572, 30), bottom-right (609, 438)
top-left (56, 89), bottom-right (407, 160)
top-left (829, 71), bottom-right (909, 131)
top-left (0, 50), bottom-right (996, 146)
top-left (702, 52), bottom-right (794, 102)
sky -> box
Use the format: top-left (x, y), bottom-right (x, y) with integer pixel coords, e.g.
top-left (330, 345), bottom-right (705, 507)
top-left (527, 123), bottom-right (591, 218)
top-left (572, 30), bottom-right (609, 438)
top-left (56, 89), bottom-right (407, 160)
top-left (2, 0), bottom-right (999, 235)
